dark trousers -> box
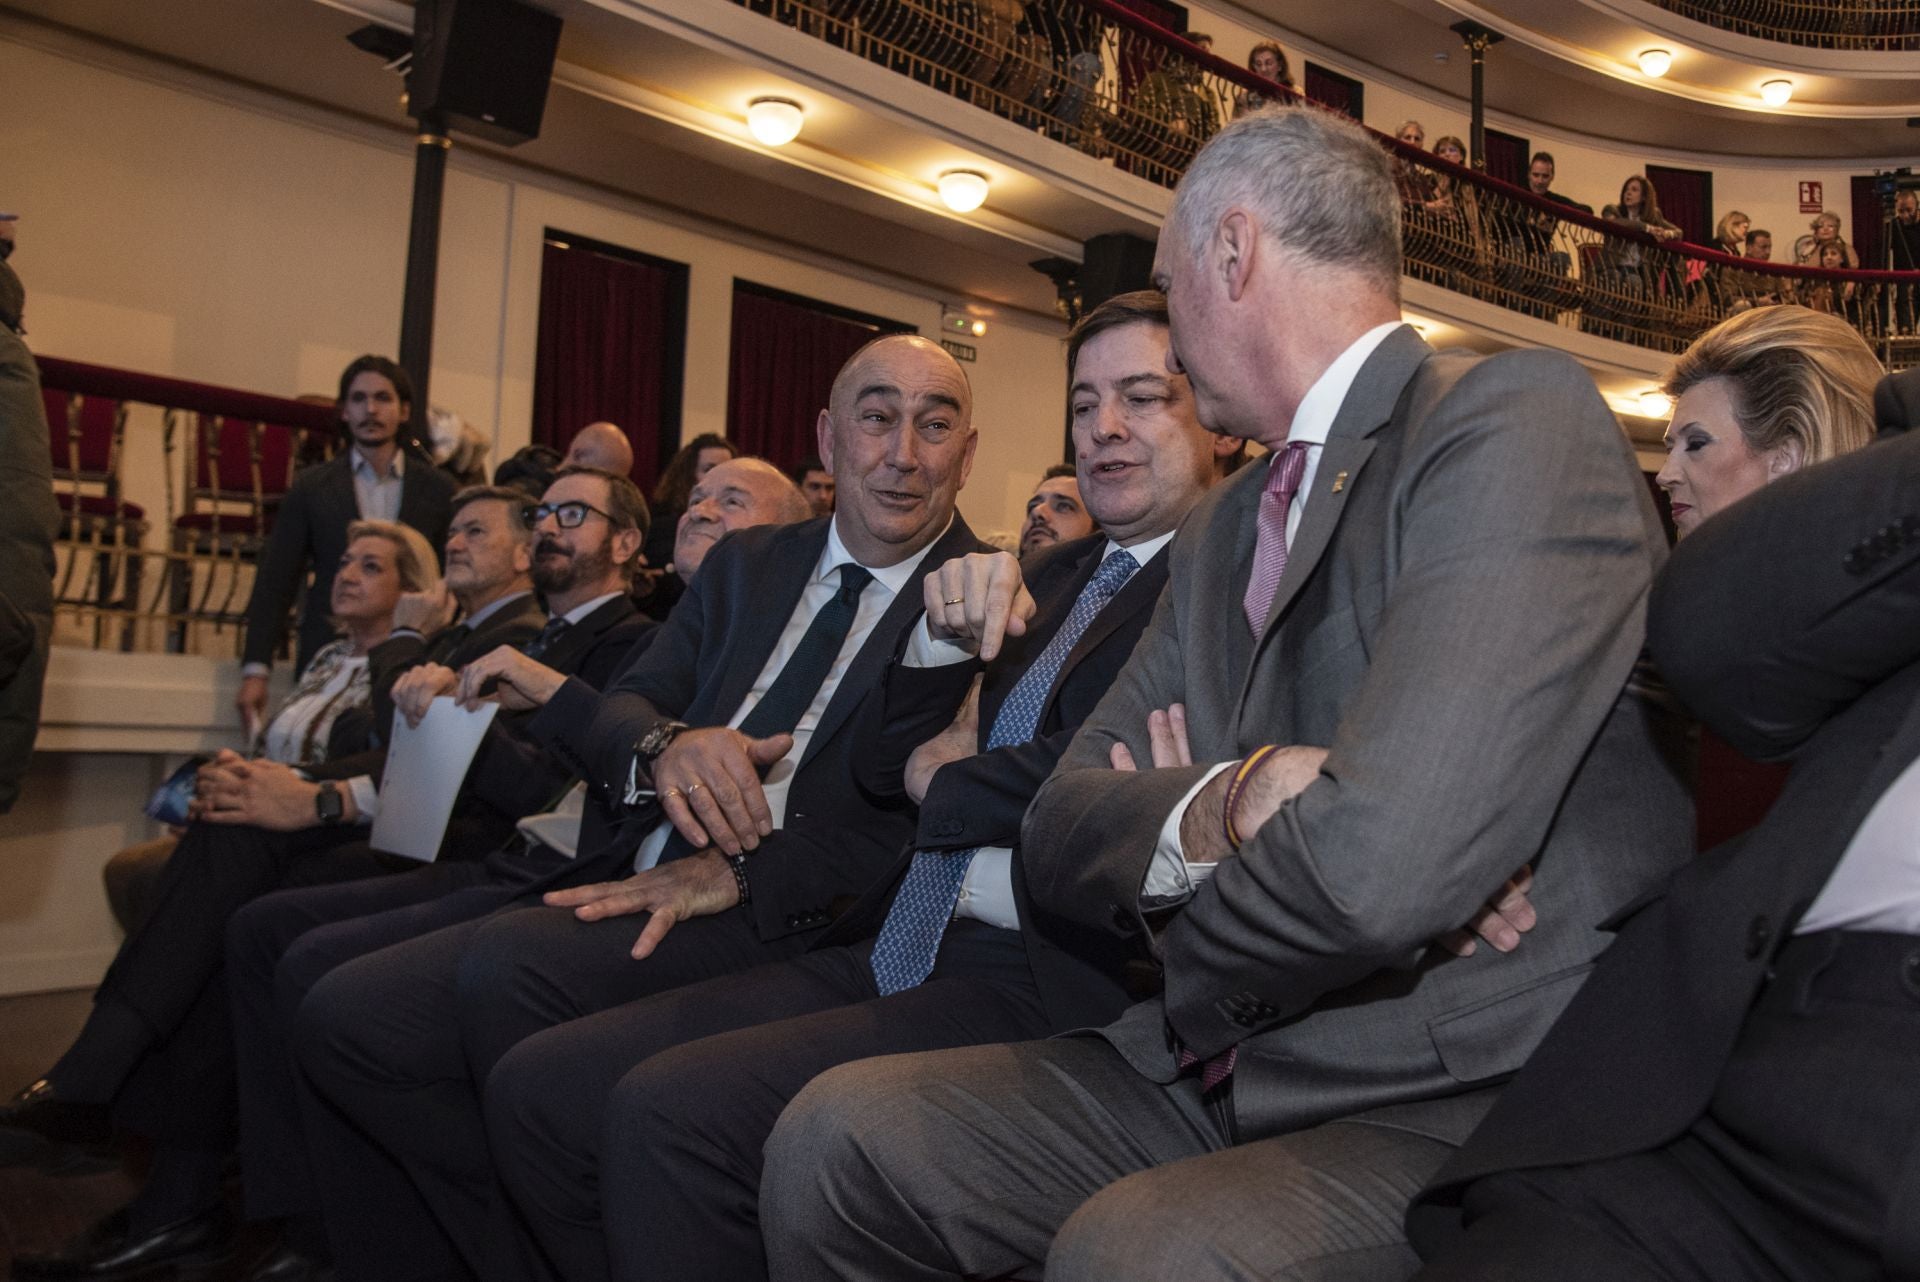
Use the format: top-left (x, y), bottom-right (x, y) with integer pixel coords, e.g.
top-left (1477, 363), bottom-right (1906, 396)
top-left (291, 896), bottom-right (818, 1282)
top-left (485, 920), bottom-right (1052, 1282)
top-left (86, 821), bottom-right (388, 1146)
top-left (1415, 930), bottom-right (1920, 1282)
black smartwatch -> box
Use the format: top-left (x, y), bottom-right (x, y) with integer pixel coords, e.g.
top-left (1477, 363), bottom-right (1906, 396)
top-left (635, 720), bottom-right (689, 765)
top-left (314, 781), bottom-right (346, 826)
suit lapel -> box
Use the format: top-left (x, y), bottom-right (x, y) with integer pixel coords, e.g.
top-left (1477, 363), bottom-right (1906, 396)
top-left (1041, 543), bottom-right (1169, 719)
top-left (323, 454), bottom-right (357, 524)
top-left (540, 596), bottom-right (634, 672)
top-left (397, 459), bottom-right (431, 527)
top-left (1255, 326), bottom-right (1431, 642)
top-left (701, 524), bottom-right (827, 729)
top-left (802, 516), bottom-right (979, 767)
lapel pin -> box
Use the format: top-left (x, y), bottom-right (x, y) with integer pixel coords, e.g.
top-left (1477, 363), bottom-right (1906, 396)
top-left (1330, 471), bottom-right (1348, 494)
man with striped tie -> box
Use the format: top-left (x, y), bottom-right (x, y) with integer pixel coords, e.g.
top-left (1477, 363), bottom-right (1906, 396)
top-left (471, 290), bottom-right (1234, 1282)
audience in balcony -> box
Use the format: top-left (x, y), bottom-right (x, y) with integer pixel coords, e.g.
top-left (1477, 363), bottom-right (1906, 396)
top-left (1391, 120), bottom-right (1436, 205)
top-left (236, 355), bottom-right (458, 735)
top-left (1887, 189), bottom-right (1920, 337)
top-left (102, 520), bottom-right (441, 933)
top-left (1231, 41), bottom-right (1292, 118)
top-left (1806, 240), bottom-right (1864, 324)
top-left (1133, 39), bottom-right (1220, 147)
top-left (1797, 210), bottom-right (1860, 268)
top-left (1018, 462), bottom-right (1096, 560)
top-left (1725, 226), bottom-right (1789, 311)
top-left (0, 210), bottom-right (57, 816)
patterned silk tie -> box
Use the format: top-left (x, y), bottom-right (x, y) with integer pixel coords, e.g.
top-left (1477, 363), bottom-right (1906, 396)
top-left (521, 615), bottom-right (570, 661)
top-left (868, 547), bottom-right (1140, 995)
top-left (1242, 442), bottom-right (1312, 636)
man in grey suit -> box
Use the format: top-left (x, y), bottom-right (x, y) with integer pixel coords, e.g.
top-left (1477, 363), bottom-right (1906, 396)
top-left (761, 105), bottom-right (1694, 1281)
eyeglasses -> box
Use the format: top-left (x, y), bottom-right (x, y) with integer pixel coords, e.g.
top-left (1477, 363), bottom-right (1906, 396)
top-left (523, 500), bottom-right (618, 530)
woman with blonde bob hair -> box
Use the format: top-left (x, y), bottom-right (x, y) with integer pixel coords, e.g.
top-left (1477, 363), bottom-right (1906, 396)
top-left (1656, 304), bottom-right (1880, 537)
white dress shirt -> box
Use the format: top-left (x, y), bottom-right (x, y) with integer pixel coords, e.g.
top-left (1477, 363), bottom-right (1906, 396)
top-left (1143, 321), bottom-right (1409, 902)
top-left (1795, 751), bottom-right (1920, 935)
top-left (350, 445), bottom-right (406, 523)
top-left (628, 520), bottom-right (939, 872)
top-left (903, 530), bottom-right (1174, 930)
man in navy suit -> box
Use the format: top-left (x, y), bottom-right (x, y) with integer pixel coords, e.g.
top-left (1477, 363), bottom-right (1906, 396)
top-left (286, 335), bottom-right (990, 1282)
top-left (237, 355), bottom-right (456, 723)
top-left (473, 290), bottom-right (1238, 1282)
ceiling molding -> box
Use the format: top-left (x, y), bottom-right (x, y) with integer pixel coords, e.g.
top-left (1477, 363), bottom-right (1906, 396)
top-left (1579, 0), bottom-right (1920, 79)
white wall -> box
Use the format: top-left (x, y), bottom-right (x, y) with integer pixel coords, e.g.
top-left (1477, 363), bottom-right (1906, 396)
top-left (1, 35), bottom-right (1070, 543)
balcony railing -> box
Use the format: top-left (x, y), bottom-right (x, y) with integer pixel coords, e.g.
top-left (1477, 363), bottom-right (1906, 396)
top-left (741, 0), bottom-right (1920, 367)
top-left (1645, 0), bottom-right (1920, 51)
top-left (37, 357), bottom-right (339, 656)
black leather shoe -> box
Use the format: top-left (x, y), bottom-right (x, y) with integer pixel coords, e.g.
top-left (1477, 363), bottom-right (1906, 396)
top-left (10, 1203), bottom-right (233, 1280)
top-left (238, 1244), bottom-right (334, 1282)
top-left (0, 1074), bottom-right (113, 1166)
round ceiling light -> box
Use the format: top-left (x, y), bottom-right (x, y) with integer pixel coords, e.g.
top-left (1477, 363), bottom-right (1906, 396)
top-left (1760, 79), bottom-right (1793, 107)
top-left (1637, 390), bottom-right (1671, 418)
top-left (1636, 49), bottom-right (1671, 78)
top-left (746, 97), bottom-right (804, 146)
top-left (937, 169), bottom-right (990, 213)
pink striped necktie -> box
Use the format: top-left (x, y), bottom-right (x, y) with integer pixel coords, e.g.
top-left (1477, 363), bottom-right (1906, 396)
top-left (1242, 441), bottom-right (1312, 635)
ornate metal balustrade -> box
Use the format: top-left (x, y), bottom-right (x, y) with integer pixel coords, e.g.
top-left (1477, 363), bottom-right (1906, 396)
top-left (1645, 0), bottom-right (1920, 51)
top-left (37, 358), bottom-right (339, 655)
top-left (737, 0), bottom-right (1920, 368)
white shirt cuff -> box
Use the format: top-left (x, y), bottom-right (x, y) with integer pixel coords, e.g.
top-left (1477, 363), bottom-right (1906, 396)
top-left (345, 775), bottom-right (378, 824)
top-left (241, 662), bottom-right (270, 678)
top-left (904, 616), bottom-right (980, 668)
top-left (1140, 761), bottom-right (1235, 903)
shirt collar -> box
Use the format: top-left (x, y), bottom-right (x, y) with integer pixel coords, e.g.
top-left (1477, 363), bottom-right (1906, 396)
top-left (820, 515), bottom-right (950, 598)
top-left (1107, 528), bottom-right (1174, 567)
top-left (463, 588), bottom-right (532, 630)
top-left (560, 590), bottom-right (625, 625)
top-left (350, 446), bottom-right (406, 481)
top-left (1285, 321), bottom-right (1407, 449)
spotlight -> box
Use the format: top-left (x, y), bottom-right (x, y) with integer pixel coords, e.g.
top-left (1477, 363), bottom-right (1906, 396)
top-left (1637, 49), bottom-right (1671, 78)
top-left (942, 310), bottom-right (990, 338)
top-left (1760, 79), bottom-right (1793, 107)
top-left (746, 97), bottom-right (804, 146)
top-left (937, 170), bottom-right (990, 213)
top-left (1637, 391), bottom-right (1671, 418)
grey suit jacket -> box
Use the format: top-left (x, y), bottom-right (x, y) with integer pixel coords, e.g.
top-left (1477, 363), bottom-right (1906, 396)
top-left (1023, 325), bottom-right (1695, 1141)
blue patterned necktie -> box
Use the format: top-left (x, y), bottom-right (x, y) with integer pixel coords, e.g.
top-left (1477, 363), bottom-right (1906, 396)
top-left (522, 615), bottom-right (570, 661)
top-left (869, 547), bottom-right (1140, 994)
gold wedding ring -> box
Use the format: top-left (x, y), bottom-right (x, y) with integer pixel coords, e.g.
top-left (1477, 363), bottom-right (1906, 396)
top-left (944, 596), bottom-right (965, 604)
top-left (686, 781), bottom-right (706, 794)
top-left (663, 787), bottom-right (682, 800)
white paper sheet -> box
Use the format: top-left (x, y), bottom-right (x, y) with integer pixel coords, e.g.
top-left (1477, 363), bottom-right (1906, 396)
top-left (370, 697), bottom-right (499, 862)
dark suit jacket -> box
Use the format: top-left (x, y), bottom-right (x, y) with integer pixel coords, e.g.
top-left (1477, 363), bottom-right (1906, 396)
top-left (820, 534), bottom-right (1172, 1031)
top-left (529, 514), bottom-right (988, 940)
top-left (241, 449), bottom-right (457, 672)
top-left (1410, 430), bottom-right (1920, 1249)
top-left (1024, 327), bottom-right (1696, 1141)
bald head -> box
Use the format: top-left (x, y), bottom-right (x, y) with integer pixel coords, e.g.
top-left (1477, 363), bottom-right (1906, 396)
top-left (818, 334), bottom-right (977, 567)
top-left (673, 456), bottom-right (811, 581)
top-left (564, 422), bottom-right (634, 476)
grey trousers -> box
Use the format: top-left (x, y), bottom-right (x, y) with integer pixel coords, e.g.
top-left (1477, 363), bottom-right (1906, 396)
top-left (761, 1036), bottom-right (1496, 1282)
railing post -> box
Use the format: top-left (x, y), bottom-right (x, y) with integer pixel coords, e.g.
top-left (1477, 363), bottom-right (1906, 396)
top-left (398, 116), bottom-right (451, 452)
top-left (1448, 21), bottom-right (1503, 172)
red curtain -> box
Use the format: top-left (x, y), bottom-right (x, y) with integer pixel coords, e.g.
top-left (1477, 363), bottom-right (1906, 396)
top-left (726, 287), bottom-right (909, 470)
top-left (1303, 64), bottom-right (1363, 119)
top-left (1851, 175), bottom-right (1885, 270)
top-left (1647, 164), bottom-right (1712, 245)
top-left (1484, 129), bottom-right (1529, 189)
top-left (532, 238), bottom-right (685, 492)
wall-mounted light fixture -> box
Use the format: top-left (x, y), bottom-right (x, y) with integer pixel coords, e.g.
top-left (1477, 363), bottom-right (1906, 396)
top-left (1637, 390), bottom-right (1671, 417)
top-left (1636, 48), bottom-right (1672, 78)
top-left (1760, 79), bottom-right (1794, 107)
top-left (937, 169), bottom-right (990, 213)
top-left (746, 97), bottom-right (804, 146)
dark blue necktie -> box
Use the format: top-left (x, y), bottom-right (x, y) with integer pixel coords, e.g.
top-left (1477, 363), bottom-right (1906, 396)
top-left (659, 563), bottom-right (873, 863)
top-left (522, 615), bottom-right (570, 661)
top-left (869, 547), bottom-right (1139, 993)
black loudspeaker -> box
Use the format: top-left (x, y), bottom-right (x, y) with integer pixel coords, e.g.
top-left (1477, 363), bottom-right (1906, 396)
top-left (411, 0), bottom-right (562, 147)
top-left (1078, 233), bottom-right (1158, 312)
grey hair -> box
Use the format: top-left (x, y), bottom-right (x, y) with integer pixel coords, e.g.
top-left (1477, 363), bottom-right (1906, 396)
top-left (1170, 105), bottom-right (1402, 299)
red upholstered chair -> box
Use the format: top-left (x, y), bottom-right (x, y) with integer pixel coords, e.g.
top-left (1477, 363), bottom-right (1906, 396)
top-left (41, 388), bottom-right (148, 636)
top-left (168, 413), bottom-right (301, 642)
